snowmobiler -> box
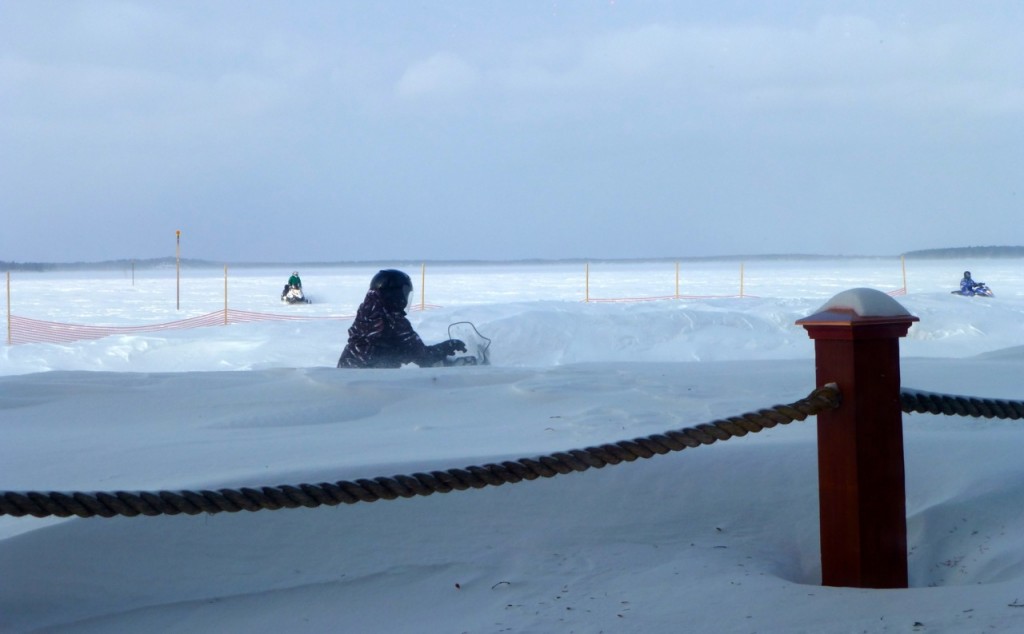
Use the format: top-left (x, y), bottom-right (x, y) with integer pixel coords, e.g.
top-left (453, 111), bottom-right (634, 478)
top-left (952, 271), bottom-right (994, 297)
top-left (337, 269), bottom-right (467, 368)
top-left (281, 271), bottom-right (310, 304)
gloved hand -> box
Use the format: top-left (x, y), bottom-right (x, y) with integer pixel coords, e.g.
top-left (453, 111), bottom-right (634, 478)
top-left (440, 339), bottom-right (467, 356)
top-left (417, 339), bottom-right (469, 367)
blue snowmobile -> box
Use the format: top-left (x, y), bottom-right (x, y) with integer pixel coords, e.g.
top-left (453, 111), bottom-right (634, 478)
top-left (951, 271), bottom-right (994, 297)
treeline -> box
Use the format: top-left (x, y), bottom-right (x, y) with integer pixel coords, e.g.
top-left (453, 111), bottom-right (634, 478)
top-left (5, 247), bottom-right (1024, 271)
top-left (903, 246), bottom-right (1024, 259)
top-left (0, 258), bottom-right (219, 272)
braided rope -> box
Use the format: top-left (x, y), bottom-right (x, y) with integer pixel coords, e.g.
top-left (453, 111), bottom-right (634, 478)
top-left (901, 389), bottom-right (1024, 420)
top-left (0, 385), bottom-right (841, 519)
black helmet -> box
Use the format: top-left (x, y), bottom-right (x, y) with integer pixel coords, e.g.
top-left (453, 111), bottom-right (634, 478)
top-left (964, 271), bottom-right (972, 278)
top-left (370, 269), bottom-right (413, 310)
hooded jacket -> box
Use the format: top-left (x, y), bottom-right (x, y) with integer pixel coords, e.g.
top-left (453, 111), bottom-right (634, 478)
top-left (337, 290), bottom-right (444, 368)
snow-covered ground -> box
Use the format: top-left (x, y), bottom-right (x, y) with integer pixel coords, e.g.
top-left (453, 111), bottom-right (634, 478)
top-left (3, 258), bottom-right (1024, 633)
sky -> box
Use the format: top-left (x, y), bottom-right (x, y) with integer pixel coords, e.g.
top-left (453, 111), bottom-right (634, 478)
top-left (2, 1), bottom-right (1023, 264)
top-left (3, 260), bottom-right (1024, 632)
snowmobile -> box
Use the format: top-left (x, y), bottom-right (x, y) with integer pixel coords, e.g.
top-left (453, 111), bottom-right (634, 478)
top-left (951, 282), bottom-right (994, 298)
top-left (440, 321), bottom-right (491, 366)
top-left (281, 285), bottom-right (311, 304)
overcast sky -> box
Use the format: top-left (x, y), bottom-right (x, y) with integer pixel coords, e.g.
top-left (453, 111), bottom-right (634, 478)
top-left (2, 2), bottom-right (1022, 263)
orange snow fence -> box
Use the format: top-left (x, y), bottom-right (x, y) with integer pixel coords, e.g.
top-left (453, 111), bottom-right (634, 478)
top-left (583, 294), bottom-right (753, 303)
top-left (8, 309), bottom-right (355, 346)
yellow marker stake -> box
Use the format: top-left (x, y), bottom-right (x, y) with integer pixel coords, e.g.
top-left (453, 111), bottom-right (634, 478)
top-left (6, 271), bottom-right (10, 345)
top-left (175, 230), bottom-right (181, 310)
top-left (586, 262), bottom-right (591, 303)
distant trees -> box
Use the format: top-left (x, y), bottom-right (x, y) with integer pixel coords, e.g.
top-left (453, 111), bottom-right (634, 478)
top-left (0, 258), bottom-right (193, 271)
top-left (903, 246), bottom-right (1024, 259)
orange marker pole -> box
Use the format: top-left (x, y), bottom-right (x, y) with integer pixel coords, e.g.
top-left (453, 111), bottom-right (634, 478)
top-left (901, 255), bottom-right (907, 294)
top-left (585, 262), bottom-right (590, 303)
top-left (175, 230), bottom-right (181, 310)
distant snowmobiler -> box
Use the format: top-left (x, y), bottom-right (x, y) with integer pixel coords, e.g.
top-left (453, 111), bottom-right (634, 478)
top-left (281, 271), bottom-right (310, 304)
top-left (952, 271), bottom-right (994, 297)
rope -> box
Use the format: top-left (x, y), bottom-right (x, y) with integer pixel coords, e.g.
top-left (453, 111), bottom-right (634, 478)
top-left (901, 388), bottom-right (1024, 420)
top-left (0, 385), bottom-right (841, 519)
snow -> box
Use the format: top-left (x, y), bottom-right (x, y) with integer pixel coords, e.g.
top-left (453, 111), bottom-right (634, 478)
top-left (3, 258), bottom-right (1024, 633)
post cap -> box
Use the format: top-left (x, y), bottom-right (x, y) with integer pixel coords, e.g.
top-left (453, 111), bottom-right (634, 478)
top-left (796, 288), bottom-right (919, 331)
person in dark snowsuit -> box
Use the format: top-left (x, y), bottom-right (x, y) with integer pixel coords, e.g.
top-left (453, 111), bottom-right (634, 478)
top-left (337, 269), bottom-right (466, 368)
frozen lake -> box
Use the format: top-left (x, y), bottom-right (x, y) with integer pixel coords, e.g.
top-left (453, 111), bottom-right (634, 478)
top-left (3, 257), bottom-right (1024, 633)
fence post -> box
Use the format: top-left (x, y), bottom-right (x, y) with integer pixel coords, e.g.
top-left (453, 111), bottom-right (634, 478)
top-left (796, 288), bottom-right (919, 589)
top-left (176, 230), bottom-right (181, 310)
top-left (674, 261), bottom-right (680, 299)
top-left (585, 262), bottom-right (590, 303)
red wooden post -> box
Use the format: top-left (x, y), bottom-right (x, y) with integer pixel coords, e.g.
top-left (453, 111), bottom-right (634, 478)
top-left (796, 288), bottom-right (919, 589)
